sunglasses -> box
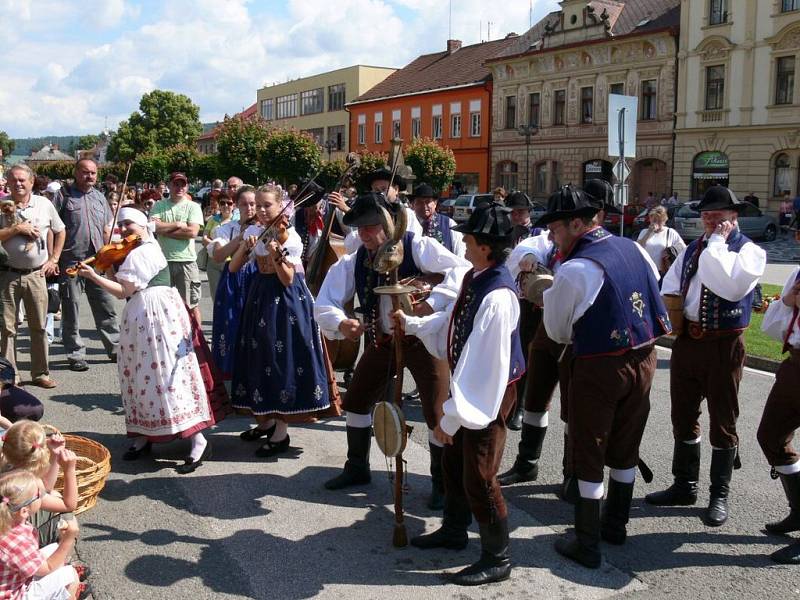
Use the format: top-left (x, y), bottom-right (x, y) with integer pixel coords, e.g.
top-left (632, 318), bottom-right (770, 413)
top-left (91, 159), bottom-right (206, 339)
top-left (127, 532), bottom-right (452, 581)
top-left (219, 201), bottom-right (234, 206)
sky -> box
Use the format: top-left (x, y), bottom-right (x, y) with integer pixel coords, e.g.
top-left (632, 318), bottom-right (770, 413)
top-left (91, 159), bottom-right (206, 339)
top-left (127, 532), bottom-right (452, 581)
top-left (0, 0), bottom-right (561, 140)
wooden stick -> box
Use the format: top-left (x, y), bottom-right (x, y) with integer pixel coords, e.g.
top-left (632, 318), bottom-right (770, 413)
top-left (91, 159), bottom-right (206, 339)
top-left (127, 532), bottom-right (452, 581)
top-left (390, 269), bottom-right (408, 548)
top-left (106, 162), bottom-right (132, 245)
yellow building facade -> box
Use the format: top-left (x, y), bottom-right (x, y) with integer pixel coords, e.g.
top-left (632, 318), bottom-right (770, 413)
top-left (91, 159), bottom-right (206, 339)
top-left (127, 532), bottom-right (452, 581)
top-left (674, 0), bottom-right (800, 212)
top-left (255, 65), bottom-right (395, 160)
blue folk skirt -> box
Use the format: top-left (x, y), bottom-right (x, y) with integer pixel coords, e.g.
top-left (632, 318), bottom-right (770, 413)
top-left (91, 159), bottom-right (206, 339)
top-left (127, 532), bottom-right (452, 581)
top-left (231, 272), bottom-right (330, 416)
top-left (211, 261), bottom-right (257, 378)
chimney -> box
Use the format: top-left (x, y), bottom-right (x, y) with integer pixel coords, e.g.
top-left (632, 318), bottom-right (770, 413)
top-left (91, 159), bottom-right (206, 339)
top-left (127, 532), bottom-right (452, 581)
top-left (447, 39), bottom-right (462, 54)
top-left (52, 144), bottom-right (59, 152)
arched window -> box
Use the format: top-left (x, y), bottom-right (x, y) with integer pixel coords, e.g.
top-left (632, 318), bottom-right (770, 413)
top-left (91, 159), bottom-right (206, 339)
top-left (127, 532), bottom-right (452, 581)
top-left (496, 161), bottom-right (518, 192)
top-left (774, 153), bottom-right (792, 196)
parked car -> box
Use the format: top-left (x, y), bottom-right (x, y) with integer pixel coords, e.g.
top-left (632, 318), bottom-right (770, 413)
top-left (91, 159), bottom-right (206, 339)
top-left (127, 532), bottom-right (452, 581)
top-left (437, 197), bottom-right (457, 218)
top-left (603, 205), bottom-right (642, 237)
top-left (631, 208), bottom-right (650, 238)
top-left (672, 201), bottom-right (778, 241)
top-left (453, 193), bottom-right (495, 222)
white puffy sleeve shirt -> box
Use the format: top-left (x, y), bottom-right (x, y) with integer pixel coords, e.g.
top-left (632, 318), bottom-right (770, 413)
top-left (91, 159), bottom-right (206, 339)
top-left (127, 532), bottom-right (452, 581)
top-left (115, 239), bottom-right (168, 292)
top-left (403, 283), bottom-right (520, 436)
top-left (313, 235), bottom-right (469, 339)
top-left (206, 220), bottom-right (242, 256)
top-left (543, 242), bottom-right (659, 344)
top-left (507, 231), bottom-right (554, 279)
top-left (661, 233), bottom-right (766, 320)
top-left (761, 267), bottom-right (800, 348)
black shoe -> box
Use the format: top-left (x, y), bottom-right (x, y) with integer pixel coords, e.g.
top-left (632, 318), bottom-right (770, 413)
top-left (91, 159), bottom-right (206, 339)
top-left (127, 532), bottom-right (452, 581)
top-left (601, 479), bottom-right (634, 545)
top-left (497, 458), bottom-right (538, 486)
top-left (555, 497), bottom-right (602, 569)
top-left (450, 519), bottom-right (511, 586)
top-left (766, 473), bottom-right (800, 534)
top-left (506, 403), bottom-right (523, 431)
top-left (411, 526), bottom-right (468, 551)
top-left (427, 443), bottom-right (445, 510)
top-left (122, 441), bottom-right (151, 461)
top-left (497, 424), bottom-right (547, 486)
top-left (240, 423), bottom-right (277, 441)
top-left (255, 435), bottom-right (291, 458)
top-left (69, 359), bottom-right (89, 372)
top-left (770, 541), bottom-right (800, 564)
top-left (705, 447), bottom-right (735, 527)
top-left (176, 443), bottom-right (212, 474)
top-left (324, 426), bottom-right (371, 490)
top-left (645, 441), bottom-right (701, 506)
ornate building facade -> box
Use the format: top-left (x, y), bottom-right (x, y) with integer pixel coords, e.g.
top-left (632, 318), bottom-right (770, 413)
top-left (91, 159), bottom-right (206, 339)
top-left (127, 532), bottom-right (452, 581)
top-left (673, 0), bottom-right (800, 211)
top-left (487, 0), bottom-right (680, 203)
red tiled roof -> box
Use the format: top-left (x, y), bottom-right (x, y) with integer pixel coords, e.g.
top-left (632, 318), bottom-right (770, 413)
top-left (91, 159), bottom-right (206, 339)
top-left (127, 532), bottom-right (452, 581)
top-left (196, 102), bottom-right (258, 141)
top-left (350, 37), bottom-right (520, 104)
top-left (492, 0), bottom-right (680, 61)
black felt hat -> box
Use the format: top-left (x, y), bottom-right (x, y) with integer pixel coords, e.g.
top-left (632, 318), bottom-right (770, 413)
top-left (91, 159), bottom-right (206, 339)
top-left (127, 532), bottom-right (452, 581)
top-left (452, 202), bottom-right (514, 240)
top-left (505, 191), bottom-right (532, 210)
top-left (410, 183), bottom-right (436, 199)
top-left (697, 185), bottom-right (745, 212)
top-left (583, 179), bottom-right (621, 214)
top-left (296, 179), bottom-right (326, 205)
top-left (363, 167), bottom-right (395, 188)
top-left (534, 185), bottom-right (599, 227)
top-left (342, 192), bottom-right (391, 227)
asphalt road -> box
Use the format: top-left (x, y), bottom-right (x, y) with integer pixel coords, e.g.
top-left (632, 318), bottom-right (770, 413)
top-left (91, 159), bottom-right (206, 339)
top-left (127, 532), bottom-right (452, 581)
top-left (13, 270), bottom-right (800, 599)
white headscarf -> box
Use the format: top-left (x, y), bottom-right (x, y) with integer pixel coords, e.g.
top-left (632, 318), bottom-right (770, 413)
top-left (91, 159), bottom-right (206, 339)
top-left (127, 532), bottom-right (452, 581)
top-left (117, 206), bottom-right (148, 227)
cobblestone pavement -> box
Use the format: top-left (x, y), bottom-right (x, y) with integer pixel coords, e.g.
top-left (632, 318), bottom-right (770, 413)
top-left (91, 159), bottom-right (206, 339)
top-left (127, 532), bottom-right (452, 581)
top-left (757, 232), bottom-right (800, 263)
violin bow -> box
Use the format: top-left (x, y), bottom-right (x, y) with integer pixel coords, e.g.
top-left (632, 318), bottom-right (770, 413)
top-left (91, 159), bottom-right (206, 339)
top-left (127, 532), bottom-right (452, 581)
top-left (105, 162), bottom-right (132, 245)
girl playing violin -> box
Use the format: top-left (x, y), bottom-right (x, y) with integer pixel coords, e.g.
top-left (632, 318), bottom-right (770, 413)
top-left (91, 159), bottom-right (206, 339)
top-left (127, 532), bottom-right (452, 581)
top-left (229, 185), bottom-right (330, 457)
top-left (74, 208), bottom-right (214, 474)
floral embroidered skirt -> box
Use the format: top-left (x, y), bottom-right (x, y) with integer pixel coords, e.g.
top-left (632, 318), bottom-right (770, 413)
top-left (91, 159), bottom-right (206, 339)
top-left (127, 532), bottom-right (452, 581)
top-left (211, 261), bottom-right (257, 378)
top-left (119, 287), bottom-right (213, 441)
top-left (231, 273), bottom-right (330, 416)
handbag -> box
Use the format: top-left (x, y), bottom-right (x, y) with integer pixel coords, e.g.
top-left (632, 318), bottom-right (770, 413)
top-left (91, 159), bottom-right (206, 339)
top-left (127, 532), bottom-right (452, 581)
top-left (196, 245), bottom-right (209, 271)
top-left (46, 280), bottom-right (61, 314)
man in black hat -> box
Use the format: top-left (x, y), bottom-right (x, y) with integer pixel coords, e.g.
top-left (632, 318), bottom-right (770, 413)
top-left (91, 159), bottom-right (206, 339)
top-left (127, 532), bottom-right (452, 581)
top-left (411, 183), bottom-right (464, 257)
top-left (539, 186), bottom-right (669, 568)
top-left (647, 185), bottom-right (766, 527)
top-left (314, 192), bottom-right (468, 506)
top-left (396, 202), bottom-right (524, 585)
top-left (505, 191), bottom-right (541, 246)
top-left (291, 180), bottom-right (327, 264)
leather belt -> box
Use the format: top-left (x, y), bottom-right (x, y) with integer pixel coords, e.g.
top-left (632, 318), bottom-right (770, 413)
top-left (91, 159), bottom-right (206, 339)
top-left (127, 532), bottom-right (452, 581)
top-left (683, 320), bottom-right (744, 341)
top-left (0, 265), bottom-right (42, 275)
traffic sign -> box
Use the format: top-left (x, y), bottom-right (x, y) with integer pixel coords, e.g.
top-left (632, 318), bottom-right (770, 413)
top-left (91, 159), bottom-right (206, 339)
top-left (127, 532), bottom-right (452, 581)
top-left (612, 158), bottom-right (630, 183)
top-left (608, 94), bottom-right (638, 158)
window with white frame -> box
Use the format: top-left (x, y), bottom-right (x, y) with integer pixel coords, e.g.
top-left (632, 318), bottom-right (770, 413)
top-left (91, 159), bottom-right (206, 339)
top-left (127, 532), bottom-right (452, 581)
top-left (374, 112), bottom-right (383, 143)
top-left (392, 109), bottom-right (401, 139)
top-left (450, 102), bottom-right (462, 138)
top-left (432, 104), bottom-right (443, 139)
top-left (260, 98), bottom-right (273, 120)
top-left (357, 114), bottom-right (366, 145)
top-left (776, 56), bottom-right (795, 105)
top-left (328, 125), bottom-right (345, 150)
top-left (469, 99), bottom-right (481, 136)
top-left (641, 80), bottom-right (657, 120)
top-left (411, 107), bottom-right (421, 139)
top-left (705, 65), bottom-right (725, 110)
top-left (581, 87), bottom-right (593, 124)
top-left (328, 84), bottom-right (346, 111)
top-left (783, 0), bottom-right (800, 11)
top-left (709, 0), bottom-right (727, 25)
top-left (276, 93), bottom-right (298, 119)
top-left (300, 88), bottom-right (324, 115)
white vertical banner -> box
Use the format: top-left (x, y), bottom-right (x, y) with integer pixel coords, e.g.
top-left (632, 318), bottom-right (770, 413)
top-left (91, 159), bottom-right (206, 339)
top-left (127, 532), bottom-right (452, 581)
top-left (608, 94), bottom-right (638, 158)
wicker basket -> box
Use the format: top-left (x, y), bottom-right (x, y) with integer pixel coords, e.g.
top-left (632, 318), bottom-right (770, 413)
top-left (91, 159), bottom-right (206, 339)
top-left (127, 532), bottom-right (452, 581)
top-left (54, 434), bottom-right (111, 515)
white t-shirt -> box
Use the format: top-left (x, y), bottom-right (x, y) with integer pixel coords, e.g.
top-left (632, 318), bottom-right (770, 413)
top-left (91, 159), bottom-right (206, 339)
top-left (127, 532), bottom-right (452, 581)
top-left (0, 194), bottom-right (65, 269)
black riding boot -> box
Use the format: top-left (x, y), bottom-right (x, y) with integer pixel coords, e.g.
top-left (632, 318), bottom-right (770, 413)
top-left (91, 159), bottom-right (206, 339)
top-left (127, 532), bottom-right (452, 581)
top-left (645, 441), bottom-right (700, 506)
top-left (705, 447), bottom-right (735, 526)
top-left (555, 496), bottom-right (602, 569)
top-left (497, 425), bottom-right (547, 486)
top-left (450, 518), bottom-right (511, 586)
top-left (324, 426), bottom-right (372, 490)
top-left (766, 472), bottom-right (800, 534)
top-left (427, 443), bottom-right (445, 510)
top-left (411, 494), bottom-right (471, 550)
top-left (507, 401), bottom-right (524, 431)
top-left (601, 479), bottom-right (635, 545)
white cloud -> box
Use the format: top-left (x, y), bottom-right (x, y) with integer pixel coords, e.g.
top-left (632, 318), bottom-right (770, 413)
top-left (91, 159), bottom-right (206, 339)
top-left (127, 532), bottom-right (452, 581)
top-left (0, 0), bottom-right (561, 138)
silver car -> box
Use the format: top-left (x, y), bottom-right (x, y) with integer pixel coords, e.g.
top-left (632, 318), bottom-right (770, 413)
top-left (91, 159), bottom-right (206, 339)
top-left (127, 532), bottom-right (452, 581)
top-left (672, 201), bottom-right (779, 241)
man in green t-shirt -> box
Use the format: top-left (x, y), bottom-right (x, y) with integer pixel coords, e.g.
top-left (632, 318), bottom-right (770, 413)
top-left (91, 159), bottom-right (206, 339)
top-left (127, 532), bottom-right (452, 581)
top-left (150, 172), bottom-right (204, 321)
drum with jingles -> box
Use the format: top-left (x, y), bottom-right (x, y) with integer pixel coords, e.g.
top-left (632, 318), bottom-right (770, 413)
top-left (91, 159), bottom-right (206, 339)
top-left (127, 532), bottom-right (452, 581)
top-left (518, 265), bottom-right (554, 307)
top-left (373, 401), bottom-right (408, 458)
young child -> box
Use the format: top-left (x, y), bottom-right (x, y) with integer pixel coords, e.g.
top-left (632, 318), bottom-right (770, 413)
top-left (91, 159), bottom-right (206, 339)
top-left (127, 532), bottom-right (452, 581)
top-left (230, 184), bottom-right (330, 457)
top-left (0, 470), bottom-right (82, 599)
top-left (1, 421), bottom-right (78, 547)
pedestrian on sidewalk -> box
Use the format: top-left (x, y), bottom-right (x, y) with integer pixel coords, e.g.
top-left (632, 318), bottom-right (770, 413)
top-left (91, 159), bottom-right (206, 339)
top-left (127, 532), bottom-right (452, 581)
top-left (647, 186), bottom-right (766, 527)
top-left (149, 172), bottom-right (204, 324)
top-left (757, 261), bottom-right (800, 565)
top-left (74, 207), bottom-right (213, 474)
top-left (53, 158), bottom-right (120, 372)
top-left (397, 203), bottom-right (522, 585)
top-left (0, 164), bottom-right (64, 388)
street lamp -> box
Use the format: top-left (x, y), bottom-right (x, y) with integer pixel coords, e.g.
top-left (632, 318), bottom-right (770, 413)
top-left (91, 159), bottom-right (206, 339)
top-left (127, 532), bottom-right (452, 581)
top-left (324, 139), bottom-right (337, 161)
top-left (517, 124), bottom-right (538, 198)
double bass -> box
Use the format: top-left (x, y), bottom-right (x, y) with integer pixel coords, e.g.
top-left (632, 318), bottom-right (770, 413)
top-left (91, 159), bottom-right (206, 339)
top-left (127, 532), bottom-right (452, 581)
top-left (305, 156), bottom-right (361, 384)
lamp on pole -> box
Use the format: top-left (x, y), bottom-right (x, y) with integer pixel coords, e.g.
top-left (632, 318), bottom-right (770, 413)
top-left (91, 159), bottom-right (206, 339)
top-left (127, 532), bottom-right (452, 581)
top-left (517, 124), bottom-right (537, 197)
top-left (324, 139), bottom-right (337, 161)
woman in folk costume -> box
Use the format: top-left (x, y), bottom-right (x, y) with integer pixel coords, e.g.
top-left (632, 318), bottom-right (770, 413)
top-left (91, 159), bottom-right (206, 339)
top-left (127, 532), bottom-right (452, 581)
top-left (229, 185), bottom-right (330, 458)
top-left (75, 208), bottom-right (213, 473)
top-left (208, 185), bottom-right (259, 381)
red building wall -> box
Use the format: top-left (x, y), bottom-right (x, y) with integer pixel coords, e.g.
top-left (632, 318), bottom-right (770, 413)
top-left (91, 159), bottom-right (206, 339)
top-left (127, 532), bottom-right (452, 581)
top-left (348, 82), bottom-right (493, 194)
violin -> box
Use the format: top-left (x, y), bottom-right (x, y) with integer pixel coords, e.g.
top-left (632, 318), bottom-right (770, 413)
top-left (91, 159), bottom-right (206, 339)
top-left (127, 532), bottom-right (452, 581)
top-left (65, 234), bottom-right (142, 277)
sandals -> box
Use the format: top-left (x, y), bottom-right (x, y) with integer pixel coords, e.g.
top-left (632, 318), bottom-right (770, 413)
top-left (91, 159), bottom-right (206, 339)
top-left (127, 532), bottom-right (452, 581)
top-left (72, 563), bottom-right (91, 581)
top-left (78, 581), bottom-right (92, 599)
top-left (240, 423), bottom-right (277, 441)
top-left (255, 435), bottom-right (290, 458)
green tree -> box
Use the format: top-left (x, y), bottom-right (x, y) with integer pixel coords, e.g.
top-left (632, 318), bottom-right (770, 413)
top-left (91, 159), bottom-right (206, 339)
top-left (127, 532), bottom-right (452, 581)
top-left (353, 150), bottom-right (388, 191)
top-left (0, 131), bottom-right (15, 157)
top-left (107, 90), bottom-right (202, 162)
top-left (130, 152), bottom-right (169, 184)
top-left (193, 154), bottom-right (220, 183)
top-left (317, 159), bottom-right (347, 192)
top-left (32, 161), bottom-right (74, 180)
top-left (215, 115), bottom-right (270, 183)
top-left (77, 134), bottom-right (101, 151)
top-left (258, 128), bottom-right (321, 187)
top-left (404, 138), bottom-right (456, 194)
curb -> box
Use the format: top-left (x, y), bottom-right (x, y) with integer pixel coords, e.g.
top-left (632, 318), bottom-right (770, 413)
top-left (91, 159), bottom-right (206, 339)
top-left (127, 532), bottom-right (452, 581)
top-left (655, 335), bottom-right (781, 374)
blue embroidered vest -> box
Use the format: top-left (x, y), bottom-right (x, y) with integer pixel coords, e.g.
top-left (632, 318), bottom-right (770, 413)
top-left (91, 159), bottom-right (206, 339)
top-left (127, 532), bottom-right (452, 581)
top-left (449, 265), bottom-right (525, 384)
top-left (679, 229), bottom-right (754, 333)
top-left (568, 228), bottom-right (670, 357)
top-left (421, 213), bottom-right (454, 253)
top-left (354, 231), bottom-right (421, 345)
